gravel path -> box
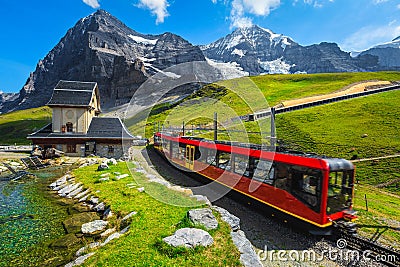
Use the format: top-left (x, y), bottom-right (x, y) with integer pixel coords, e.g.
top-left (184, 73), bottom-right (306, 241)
top-left (134, 147), bottom-right (387, 267)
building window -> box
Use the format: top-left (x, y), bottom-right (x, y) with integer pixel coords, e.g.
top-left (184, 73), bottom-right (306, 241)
top-left (108, 146), bottom-right (114, 154)
top-left (67, 144), bottom-right (76, 153)
top-left (66, 122), bottom-right (73, 132)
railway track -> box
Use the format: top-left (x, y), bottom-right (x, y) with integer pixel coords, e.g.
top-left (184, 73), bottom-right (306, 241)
top-left (334, 222), bottom-right (400, 267)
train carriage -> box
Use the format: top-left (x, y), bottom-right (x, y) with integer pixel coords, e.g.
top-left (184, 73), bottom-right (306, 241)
top-left (154, 132), bottom-right (357, 232)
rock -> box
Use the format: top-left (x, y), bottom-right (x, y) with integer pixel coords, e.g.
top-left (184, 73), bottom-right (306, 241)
top-left (59, 183), bottom-right (82, 197)
top-left (81, 220), bottom-right (108, 235)
top-left (100, 227), bottom-right (116, 237)
top-left (76, 242), bottom-right (100, 256)
top-left (163, 228), bottom-right (213, 249)
top-left (102, 207), bottom-right (112, 219)
top-left (361, 133), bottom-right (368, 138)
top-left (188, 208), bottom-right (218, 230)
top-left (67, 186), bottom-right (84, 198)
top-left (230, 230), bottom-right (263, 267)
top-left (100, 173), bottom-right (110, 177)
top-left (50, 233), bottom-right (80, 249)
top-left (72, 203), bottom-right (92, 213)
top-left (120, 211), bottom-right (137, 229)
top-left (190, 195), bottom-right (212, 206)
top-left (121, 211), bottom-right (137, 222)
top-left (113, 172), bottom-right (121, 175)
top-left (104, 158), bottom-right (117, 165)
top-left (78, 194), bottom-right (90, 203)
top-left (64, 252), bottom-right (95, 267)
top-left (99, 177), bottom-right (109, 182)
top-left (137, 187), bottom-right (145, 193)
top-left (63, 212), bottom-right (100, 234)
top-left (74, 189), bottom-right (90, 200)
top-left (93, 202), bottom-right (106, 212)
top-left (49, 174), bottom-right (69, 189)
top-left (89, 196), bottom-right (99, 205)
top-left (212, 206), bottom-right (240, 231)
top-left (97, 163), bottom-right (109, 171)
top-left (101, 232), bottom-right (122, 246)
top-left (115, 174), bottom-right (129, 180)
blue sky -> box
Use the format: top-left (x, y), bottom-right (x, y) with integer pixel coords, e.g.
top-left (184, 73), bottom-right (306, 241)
top-left (1, 0), bottom-right (400, 93)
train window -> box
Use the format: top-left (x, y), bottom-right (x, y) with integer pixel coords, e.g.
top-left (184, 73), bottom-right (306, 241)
top-left (253, 160), bottom-right (274, 184)
top-left (234, 155), bottom-right (249, 177)
top-left (171, 142), bottom-right (179, 158)
top-left (218, 152), bottom-right (232, 171)
top-left (290, 167), bottom-right (322, 212)
top-left (274, 163), bottom-right (291, 191)
top-left (327, 170), bottom-right (353, 214)
top-left (201, 149), bottom-right (217, 166)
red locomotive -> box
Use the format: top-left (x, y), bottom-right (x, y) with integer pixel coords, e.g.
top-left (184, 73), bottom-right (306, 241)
top-left (154, 132), bottom-right (357, 232)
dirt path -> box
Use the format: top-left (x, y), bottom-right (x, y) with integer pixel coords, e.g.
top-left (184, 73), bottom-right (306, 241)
top-left (351, 154), bottom-right (400, 163)
top-left (280, 81), bottom-right (392, 107)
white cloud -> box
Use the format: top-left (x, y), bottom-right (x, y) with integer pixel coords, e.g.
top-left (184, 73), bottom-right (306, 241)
top-left (83, 0), bottom-right (100, 9)
top-left (137, 0), bottom-right (169, 24)
top-left (341, 21), bottom-right (400, 51)
top-left (293, 0), bottom-right (333, 8)
top-left (373, 0), bottom-right (389, 4)
top-left (229, 0), bottom-right (280, 28)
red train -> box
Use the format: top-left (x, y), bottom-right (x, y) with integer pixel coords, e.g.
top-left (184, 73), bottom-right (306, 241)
top-left (154, 132), bottom-right (357, 232)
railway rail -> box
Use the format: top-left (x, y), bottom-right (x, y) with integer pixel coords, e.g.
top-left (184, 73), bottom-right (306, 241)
top-left (334, 222), bottom-right (400, 267)
top-left (235, 83), bottom-right (400, 122)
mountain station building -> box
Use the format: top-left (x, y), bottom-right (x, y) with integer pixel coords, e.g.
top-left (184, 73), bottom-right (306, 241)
top-left (28, 80), bottom-right (135, 158)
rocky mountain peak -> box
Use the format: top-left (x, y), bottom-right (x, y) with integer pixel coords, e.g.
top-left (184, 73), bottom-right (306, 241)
top-left (0, 10), bottom-right (205, 113)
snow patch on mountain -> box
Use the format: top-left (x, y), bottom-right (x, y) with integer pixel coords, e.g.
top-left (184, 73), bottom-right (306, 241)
top-left (128, 35), bottom-right (158, 45)
top-left (258, 58), bottom-right (294, 74)
top-left (231, 48), bottom-right (246, 57)
top-left (205, 58), bottom-right (249, 79)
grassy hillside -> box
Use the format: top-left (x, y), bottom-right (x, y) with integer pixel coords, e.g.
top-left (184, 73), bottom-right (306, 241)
top-left (0, 107), bottom-right (51, 145)
top-left (275, 89), bottom-right (400, 159)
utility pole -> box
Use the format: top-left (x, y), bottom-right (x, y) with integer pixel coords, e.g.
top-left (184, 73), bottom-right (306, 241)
top-left (214, 112), bottom-right (218, 141)
top-left (270, 108), bottom-right (276, 147)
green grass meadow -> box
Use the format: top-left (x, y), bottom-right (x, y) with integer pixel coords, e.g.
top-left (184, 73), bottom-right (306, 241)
top-left (0, 106), bottom-right (51, 145)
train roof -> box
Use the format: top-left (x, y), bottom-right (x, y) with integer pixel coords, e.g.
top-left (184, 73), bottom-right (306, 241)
top-left (156, 133), bottom-right (354, 171)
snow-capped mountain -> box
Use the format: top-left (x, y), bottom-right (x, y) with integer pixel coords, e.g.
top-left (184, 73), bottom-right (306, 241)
top-left (358, 36), bottom-right (400, 69)
top-left (202, 25), bottom-right (378, 75)
top-left (201, 25), bottom-right (298, 75)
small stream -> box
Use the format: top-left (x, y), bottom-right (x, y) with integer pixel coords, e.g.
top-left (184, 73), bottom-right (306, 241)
top-left (0, 166), bottom-right (72, 267)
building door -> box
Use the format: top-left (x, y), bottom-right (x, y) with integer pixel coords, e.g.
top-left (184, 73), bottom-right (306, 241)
top-left (85, 141), bottom-right (96, 156)
top-left (185, 145), bottom-right (195, 170)
top-left (67, 144), bottom-right (76, 153)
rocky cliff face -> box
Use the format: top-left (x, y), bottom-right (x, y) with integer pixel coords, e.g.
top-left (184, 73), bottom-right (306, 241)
top-left (201, 25), bottom-right (379, 75)
top-left (1, 10), bottom-right (205, 113)
top-left (358, 36), bottom-right (400, 70)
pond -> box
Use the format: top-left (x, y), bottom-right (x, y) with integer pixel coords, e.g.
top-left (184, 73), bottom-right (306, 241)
top-left (0, 166), bottom-right (73, 266)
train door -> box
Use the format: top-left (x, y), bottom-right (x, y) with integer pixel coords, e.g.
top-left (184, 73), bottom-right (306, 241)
top-left (185, 145), bottom-right (195, 170)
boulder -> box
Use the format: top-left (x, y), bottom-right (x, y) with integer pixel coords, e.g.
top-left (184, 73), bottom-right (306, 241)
top-left (50, 233), bottom-right (80, 249)
top-left (212, 206), bottom-right (240, 231)
top-left (81, 220), bottom-right (108, 235)
top-left (230, 230), bottom-right (263, 267)
top-left (115, 174), bottom-right (129, 180)
top-left (62, 212), bottom-right (100, 234)
top-left (97, 163), bottom-right (109, 171)
top-left (64, 252), bottom-right (95, 267)
top-left (74, 189), bottom-right (90, 200)
top-left (93, 202), bottom-right (106, 212)
top-left (163, 228), bottom-right (213, 249)
top-left (188, 208), bottom-right (218, 230)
